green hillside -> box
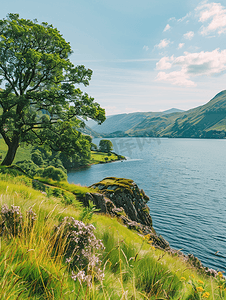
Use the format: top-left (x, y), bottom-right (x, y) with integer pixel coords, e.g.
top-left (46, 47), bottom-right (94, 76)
top-left (87, 109), bottom-right (183, 135)
top-left (0, 168), bottom-right (225, 299)
top-left (127, 91), bottom-right (226, 138)
top-left (126, 112), bottom-right (181, 137)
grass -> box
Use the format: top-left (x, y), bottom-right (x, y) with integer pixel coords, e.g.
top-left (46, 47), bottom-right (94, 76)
top-left (0, 172), bottom-right (225, 299)
top-left (0, 139), bottom-right (32, 163)
top-left (90, 151), bottom-right (122, 164)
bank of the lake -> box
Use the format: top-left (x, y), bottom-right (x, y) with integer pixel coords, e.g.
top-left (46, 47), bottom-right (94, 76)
top-left (68, 137), bottom-right (226, 273)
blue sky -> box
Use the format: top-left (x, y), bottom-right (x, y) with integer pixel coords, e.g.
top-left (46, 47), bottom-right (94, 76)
top-left (1, 0), bottom-right (226, 115)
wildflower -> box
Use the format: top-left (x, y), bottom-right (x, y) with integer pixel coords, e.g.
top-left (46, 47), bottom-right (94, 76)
top-left (218, 271), bottom-right (223, 278)
top-left (54, 217), bottom-right (105, 284)
top-left (151, 246), bottom-right (155, 250)
top-left (191, 274), bottom-right (195, 278)
top-left (1, 204), bottom-right (23, 236)
top-left (198, 280), bottom-right (204, 285)
top-left (196, 286), bottom-right (204, 292)
top-left (218, 285), bottom-right (223, 290)
top-left (180, 277), bottom-right (186, 281)
top-left (202, 292), bottom-right (210, 298)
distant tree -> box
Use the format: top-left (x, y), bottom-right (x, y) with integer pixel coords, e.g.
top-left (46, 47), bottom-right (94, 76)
top-left (99, 139), bottom-right (113, 153)
top-left (0, 14), bottom-right (105, 166)
top-left (91, 143), bottom-right (98, 151)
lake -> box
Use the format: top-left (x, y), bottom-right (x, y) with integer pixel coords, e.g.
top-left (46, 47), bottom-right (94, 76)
top-left (68, 138), bottom-right (226, 272)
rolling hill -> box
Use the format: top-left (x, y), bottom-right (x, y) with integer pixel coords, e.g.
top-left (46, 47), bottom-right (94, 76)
top-left (158, 90), bottom-right (226, 138)
top-left (86, 108), bottom-right (183, 134)
top-left (87, 91), bottom-right (226, 139)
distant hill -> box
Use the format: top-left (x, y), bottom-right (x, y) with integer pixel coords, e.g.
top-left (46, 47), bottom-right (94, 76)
top-left (159, 90), bottom-right (226, 138)
top-left (84, 91), bottom-right (226, 139)
top-left (126, 91), bottom-right (226, 138)
top-left (86, 108), bottom-right (183, 134)
top-left (78, 124), bottom-right (101, 138)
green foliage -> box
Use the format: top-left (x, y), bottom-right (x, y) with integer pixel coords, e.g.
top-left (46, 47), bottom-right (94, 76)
top-left (31, 150), bottom-right (43, 166)
top-left (16, 159), bottom-right (39, 177)
top-left (91, 142), bottom-right (98, 151)
top-left (99, 139), bottom-right (113, 153)
top-left (0, 13), bottom-right (105, 166)
top-left (42, 166), bottom-right (67, 181)
top-left (79, 200), bottom-right (100, 224)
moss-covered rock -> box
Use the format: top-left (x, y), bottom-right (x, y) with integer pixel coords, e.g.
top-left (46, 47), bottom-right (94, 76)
top-left (91, 177), bottom-right (152, 227)
top-left (85, 177), bottom-right (169, 250)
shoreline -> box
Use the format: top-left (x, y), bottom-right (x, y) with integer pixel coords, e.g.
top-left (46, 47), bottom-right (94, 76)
top-left (67, 155), bottom-right (126, 173)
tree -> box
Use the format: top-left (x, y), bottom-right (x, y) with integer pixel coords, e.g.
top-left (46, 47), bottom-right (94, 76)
top-left (99, 139), bottom-right (113, 153)
top-left (0, 14), bottom-right (105, 165)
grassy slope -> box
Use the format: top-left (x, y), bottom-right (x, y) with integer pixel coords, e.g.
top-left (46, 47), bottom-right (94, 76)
top-left (0, 171), bottom-right (224, 299)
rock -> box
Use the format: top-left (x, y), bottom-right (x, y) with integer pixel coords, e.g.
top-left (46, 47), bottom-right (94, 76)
top-left (83, 192), bottom-right (109, 214)
top-left (90, 177), bottom-right (152, 227)
top-left (82, 178), bottom-right (219, 275)
top-left (86, 177), bottom-right (170, 250)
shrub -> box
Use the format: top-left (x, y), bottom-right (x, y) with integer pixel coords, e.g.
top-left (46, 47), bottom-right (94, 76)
top-left (16, 160), bottom-right (39, 177)
top-left (31, 150), bottom-right (44, 166)
top-left (42, 166), bottom-right (67, 181)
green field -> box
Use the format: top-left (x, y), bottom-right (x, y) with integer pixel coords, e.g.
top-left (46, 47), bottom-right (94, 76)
top-left (90, 151), bottom-right (122, 164)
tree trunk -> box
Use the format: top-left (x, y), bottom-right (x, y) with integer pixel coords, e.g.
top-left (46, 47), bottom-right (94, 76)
top-left (1, 139), bottom-right (19, 166)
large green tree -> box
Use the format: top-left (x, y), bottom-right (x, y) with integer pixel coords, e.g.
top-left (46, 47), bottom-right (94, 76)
top-left (0, 14), bottom-right (105, 165)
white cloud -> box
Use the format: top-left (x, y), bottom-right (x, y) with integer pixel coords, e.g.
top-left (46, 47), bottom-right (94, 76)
top-left (156, 71), bottom-right (196, 87)
top-left (155, 39), bottom-right (170, 49)
top-left (168, 17), bottom-right (176, 22)
top-left (178, 43), bottom-right (185, 49)
top-left (155, 48), bottom-right (226, 86)
top-left (143, 45), bottom-right (149, 51)
top-left (156, 56), bottom-right (173, 70)
top-left (196, 1), bottom-right (226, 35)
top-left (178, 12), bottom-right (191, 22)
top-left (163, 24), bottom-right (171, 32)
top-left (183, 31), bottom-right (194, 40)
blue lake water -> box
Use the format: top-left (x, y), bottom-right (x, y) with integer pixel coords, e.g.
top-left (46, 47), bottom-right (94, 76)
top-left (68, 138), bottom-right (226, 272)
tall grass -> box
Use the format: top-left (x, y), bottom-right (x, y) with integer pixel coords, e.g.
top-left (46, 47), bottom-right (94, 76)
top-left (0, 175), bottom-right (225, 299)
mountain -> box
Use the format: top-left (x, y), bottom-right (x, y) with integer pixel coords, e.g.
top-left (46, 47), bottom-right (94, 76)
top-left (78, 124), bottom-right (101, 138)
top-left (86, 108), bottom-right (183, 134)
top-left (84, 91), bottom-right (226, 139)
top-left (127, 90), bottom-right (226, 138)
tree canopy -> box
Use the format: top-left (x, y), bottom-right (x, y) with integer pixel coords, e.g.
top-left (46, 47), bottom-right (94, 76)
top-left (99, 139), bottom-right (113, 153)
top-left (0, 13), bottom-right (105, 165)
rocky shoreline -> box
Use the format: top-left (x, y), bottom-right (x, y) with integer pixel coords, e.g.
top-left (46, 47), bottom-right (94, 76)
top-left (80, 177), bottom-right (217, 277)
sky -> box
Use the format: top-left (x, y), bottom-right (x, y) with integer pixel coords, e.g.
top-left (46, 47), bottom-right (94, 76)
top-left (1, 0), bottom-right (226, 115)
